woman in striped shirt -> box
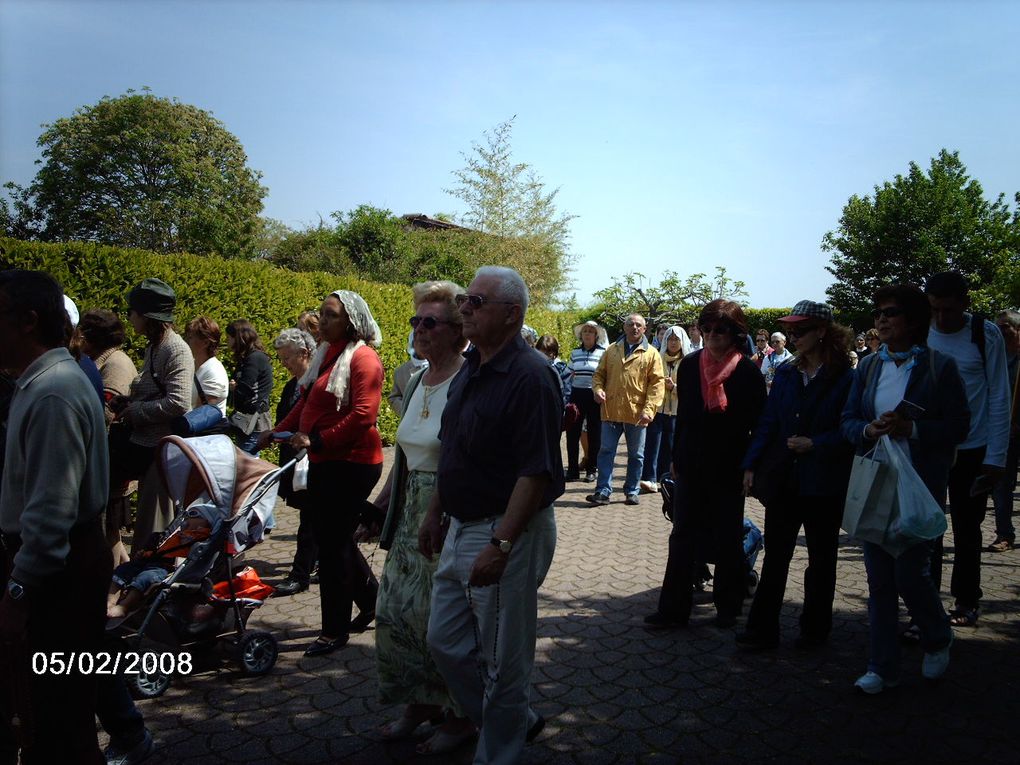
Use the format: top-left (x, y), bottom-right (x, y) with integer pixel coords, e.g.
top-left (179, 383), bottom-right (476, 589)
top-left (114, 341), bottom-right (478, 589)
top-left (565, 321), bottom-right (608, 481)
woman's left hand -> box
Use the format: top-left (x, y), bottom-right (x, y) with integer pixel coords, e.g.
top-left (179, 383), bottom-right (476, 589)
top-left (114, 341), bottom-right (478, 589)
top-left (786, 436), bottom-right (814, 454)
top-left (290, 432), bottom-right (311, 449)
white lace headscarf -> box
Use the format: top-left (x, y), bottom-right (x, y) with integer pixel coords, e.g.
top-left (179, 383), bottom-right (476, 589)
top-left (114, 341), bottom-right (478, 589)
top-left (661, 325), bottom-right (694, 360)
top-left (299, 290), bottom-right (383, 410)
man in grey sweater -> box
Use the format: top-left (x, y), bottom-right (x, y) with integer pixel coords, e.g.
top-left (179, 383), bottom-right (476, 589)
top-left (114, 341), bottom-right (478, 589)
top-left (0, 269), bottom-right (113, 764)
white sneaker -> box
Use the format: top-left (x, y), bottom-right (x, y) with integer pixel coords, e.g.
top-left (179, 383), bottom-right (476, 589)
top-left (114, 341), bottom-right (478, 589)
top-left (922, 632), bottom-right (953, 679)
top-left (639, 480), bottom-right (658, 494)
top-left (854, 671), bottom-right (899, 695)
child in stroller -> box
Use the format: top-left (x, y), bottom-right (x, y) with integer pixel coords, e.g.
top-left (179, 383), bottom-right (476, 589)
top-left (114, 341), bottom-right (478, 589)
top-left (107, 505), bottom-right (216, 622)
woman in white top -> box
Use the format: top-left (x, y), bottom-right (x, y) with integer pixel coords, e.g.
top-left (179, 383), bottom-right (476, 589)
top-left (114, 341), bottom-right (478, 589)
top-left (184, 316), bottom-right (229, 416)
top-left (368, 281), bottom-right (475, 754)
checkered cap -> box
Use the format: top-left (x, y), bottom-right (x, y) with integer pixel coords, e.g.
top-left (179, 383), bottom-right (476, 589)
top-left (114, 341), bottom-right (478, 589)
top-left (778, 300), bottom-right (833, 323)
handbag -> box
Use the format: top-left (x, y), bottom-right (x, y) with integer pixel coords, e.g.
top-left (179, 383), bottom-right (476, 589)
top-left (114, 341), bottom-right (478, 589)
top-left (171, 375), bottom-right (229, 437)
top-left (841, 436), bottom-right (897, 545)
top-left (750, 440), bottom-right (794, 507)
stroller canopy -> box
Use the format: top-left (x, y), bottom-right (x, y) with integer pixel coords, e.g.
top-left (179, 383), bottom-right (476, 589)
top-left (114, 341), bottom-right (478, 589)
top-left (158, 435), bottom-right (280, 551)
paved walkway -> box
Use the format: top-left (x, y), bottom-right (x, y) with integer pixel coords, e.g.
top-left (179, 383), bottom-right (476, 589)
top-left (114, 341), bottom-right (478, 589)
top-left (123, 445), bottom-right (1019, 764)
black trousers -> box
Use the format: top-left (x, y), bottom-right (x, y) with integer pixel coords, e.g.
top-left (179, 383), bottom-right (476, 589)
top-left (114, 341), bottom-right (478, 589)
top-left (745, 492), bottom-right (842, 640)
top-left (288, 505), bottom-right (319, 585)
top-left (566, 387), bottom-right (601, 475)
top-left (307, 459), bottom-right (382, 638)
top-left (658, 483), bottom-right (745, 621)
top-left (1, 518), bottom-right (112, 765)
top-left (932, 446), bottom-right (988, 608)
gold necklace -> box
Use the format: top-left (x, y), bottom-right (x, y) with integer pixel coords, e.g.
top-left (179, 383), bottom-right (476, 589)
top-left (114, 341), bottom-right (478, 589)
top-left (421, 383), bottom-right (435, 419)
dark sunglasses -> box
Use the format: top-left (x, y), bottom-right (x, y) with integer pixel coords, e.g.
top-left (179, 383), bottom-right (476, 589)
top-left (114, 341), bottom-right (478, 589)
top-left (409, 316), bottom-right (452, 330)
top-left (454, 293), bottom-right (518, 309)
top-left (787, 326), bottom-right (819, 340)
top-left (700, 323), bottom-right (733, 335)
top-left (871, 306), bottom-right (905, 319)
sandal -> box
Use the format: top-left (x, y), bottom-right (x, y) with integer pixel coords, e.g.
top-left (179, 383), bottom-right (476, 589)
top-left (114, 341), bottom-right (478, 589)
top-left (948, 607), bottom-right (979, 627)
top-left (899, 623), bottom-right (921, 645)
top-left (379, 715), bottom-right (428, 740)
top-left (415, 727), bottom-right (477, 755)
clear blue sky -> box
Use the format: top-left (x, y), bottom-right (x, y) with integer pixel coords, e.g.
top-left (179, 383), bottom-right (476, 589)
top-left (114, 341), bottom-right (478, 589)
top-left (2, 0), bottom-right (1018, 309)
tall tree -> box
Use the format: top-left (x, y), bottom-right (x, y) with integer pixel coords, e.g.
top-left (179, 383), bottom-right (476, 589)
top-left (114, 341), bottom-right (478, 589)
top-left (592, 267), bottom-right (748, 334)
top-left (445, 117), bottom-right (576, 305)
top-left (823, 150), bottom-right (1019, 314)
top-left (4, 89), bottom-right (267, 258)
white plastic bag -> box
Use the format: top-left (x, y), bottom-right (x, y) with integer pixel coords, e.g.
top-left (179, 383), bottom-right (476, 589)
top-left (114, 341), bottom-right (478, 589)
top-left (292, 454), bottom-right (309, 492)
top-left (842, 437), bottom-right (897, 544)
top-left (884, 436), bottom-right (947, 542)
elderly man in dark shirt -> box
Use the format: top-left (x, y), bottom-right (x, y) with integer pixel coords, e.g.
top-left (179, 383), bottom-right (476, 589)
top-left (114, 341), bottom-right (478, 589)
top-left (419, 266), bottom-right (563, 765)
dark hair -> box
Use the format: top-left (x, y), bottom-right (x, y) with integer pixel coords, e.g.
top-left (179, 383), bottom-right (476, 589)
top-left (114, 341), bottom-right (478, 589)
top-left (185, 316), bottom-right (221, 357)
top-left (790, 320), bottom-right (854, 377)
top-left (78, 309), bottom-right (126, 353)
top-left (226, 319), bottom-right (265, 361)
top-left (873, 283), bottom-right (931, 346)
top-left (924, 271), bottom-right (969, 301)
top-left (297, 310), bottom-right (320, 339)
top-left (535, 334), bottom-right (560, 358)
top-left (0, 269), bottom-right (67, 348)
top-left (697, 299), bottom-right (750, 350)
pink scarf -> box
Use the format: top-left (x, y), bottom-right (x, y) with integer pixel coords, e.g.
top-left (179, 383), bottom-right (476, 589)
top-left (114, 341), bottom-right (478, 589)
top-left (699, 349), bottom-right (742, 413)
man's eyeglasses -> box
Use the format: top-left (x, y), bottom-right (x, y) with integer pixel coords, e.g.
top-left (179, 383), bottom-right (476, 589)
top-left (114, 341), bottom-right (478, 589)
top-left (409, 316), bottom-right (452, 330)
top-left (871, 306), bottom-right (904, 319)
top-left (454, 293), bottom-right (517, 310)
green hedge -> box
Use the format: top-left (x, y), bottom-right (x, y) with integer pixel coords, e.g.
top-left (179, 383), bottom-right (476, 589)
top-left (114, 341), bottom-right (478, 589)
top-left (0, 238), bottom-right (582, 442)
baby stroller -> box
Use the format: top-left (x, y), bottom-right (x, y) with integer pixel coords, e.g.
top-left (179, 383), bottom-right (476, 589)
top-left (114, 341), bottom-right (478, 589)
top-left (112, 434), bottom-right (302, 699)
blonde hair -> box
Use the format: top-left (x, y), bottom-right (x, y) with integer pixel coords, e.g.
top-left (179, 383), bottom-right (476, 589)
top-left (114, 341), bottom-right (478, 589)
top-left (412, 280), bottom-right (465, 325)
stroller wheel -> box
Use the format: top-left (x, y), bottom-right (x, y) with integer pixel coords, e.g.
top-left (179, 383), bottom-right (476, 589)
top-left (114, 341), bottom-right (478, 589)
top-left (128, 667), bottom-right (172, 699)
top-left (238, 630), bottom-right (278, 676)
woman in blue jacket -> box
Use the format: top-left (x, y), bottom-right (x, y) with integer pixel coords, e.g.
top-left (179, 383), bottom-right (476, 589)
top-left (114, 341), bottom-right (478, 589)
top-left (840, 284), bottom-right (969, 694)
top-left (737, 301), bottom-right (855, 650)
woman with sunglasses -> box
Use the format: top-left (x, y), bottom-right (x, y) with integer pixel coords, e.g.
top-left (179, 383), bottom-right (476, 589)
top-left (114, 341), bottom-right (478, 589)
top-left (840, 284), bottom-right (968, 694)
top-left (736, 301), bottom-right (855, 650)
top-left (645, 300), bottom-right (766, 629)
top-left (259, 289), bottom-right (385, 657)
top-left (364, 281), bottom-right (474, 754)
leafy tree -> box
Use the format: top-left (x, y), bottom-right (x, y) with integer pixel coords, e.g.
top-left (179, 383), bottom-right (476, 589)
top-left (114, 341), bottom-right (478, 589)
top-left (823, 150), bottom-right (1019, 315)
top-left (4, 89), bottom-right (267, 258)
top-left (592, 267), bottom-right (748, 336)
top-left (445, 117), bottom-right (576, 305)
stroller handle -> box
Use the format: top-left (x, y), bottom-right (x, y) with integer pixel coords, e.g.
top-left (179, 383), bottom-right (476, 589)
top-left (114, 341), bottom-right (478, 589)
top-left (279, 449), bottom-right (307, 472)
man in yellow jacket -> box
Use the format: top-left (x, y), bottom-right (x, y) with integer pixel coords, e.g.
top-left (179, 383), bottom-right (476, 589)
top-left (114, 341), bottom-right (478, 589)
top-left (586, 314), bottom-right (665, 506)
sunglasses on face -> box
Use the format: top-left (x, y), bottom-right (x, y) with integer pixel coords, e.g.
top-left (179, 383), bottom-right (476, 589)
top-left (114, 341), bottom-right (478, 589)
top-left (787, 326), bottom-right (817, 340)
top-left (409, 316), bottom-right (451, 330)
top-left (700, 324), bottom-right (733, 336)
top-left (454, 293), bottom-right (517, 309)
top-left (871, 306), bottom-right (905, 319)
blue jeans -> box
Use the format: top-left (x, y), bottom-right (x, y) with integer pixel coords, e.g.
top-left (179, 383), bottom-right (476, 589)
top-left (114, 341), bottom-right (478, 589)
top-left (992, 437), bottom-right (1018, 540)
top-left (641, 413), bottom-right (675, 482)
top-left (596, 421), bottom-right (646, 497)
top-left (862, 540), bottom-right (951, 680)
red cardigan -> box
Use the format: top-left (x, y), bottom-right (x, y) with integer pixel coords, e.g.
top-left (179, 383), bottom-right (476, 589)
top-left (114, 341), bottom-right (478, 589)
top-left (276, 341), bottom-right (383, 465)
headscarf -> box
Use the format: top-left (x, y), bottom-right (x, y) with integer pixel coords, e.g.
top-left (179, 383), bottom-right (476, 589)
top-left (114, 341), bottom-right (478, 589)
top-left (660, 326), bottom-right (693, 363)
top-left (299, 290), bottom-right (383, 410)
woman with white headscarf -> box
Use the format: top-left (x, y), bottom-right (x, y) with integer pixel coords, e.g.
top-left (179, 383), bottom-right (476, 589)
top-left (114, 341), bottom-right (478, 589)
top-left (261, 290), bottom-right (385, 656)
top-left (640, 326), bottom-right (693, 493)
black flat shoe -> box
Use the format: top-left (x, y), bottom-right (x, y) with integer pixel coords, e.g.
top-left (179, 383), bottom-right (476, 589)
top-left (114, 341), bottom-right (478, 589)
top-left (350, 609), bottom-right (376, 633)
top-left (274, 578), bottom-right (308, 596)
top-left (643, 612), bottom-right (688, 630)
top-left (526, 714), bottom-right (546, 743)
top-left (735, 630), bottom-right (778, 649)
top-left (303, 635), bottom-right (348, 657)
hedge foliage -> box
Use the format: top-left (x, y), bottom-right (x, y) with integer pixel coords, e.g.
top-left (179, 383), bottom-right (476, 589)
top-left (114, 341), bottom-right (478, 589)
top-left (0, 238), bottom-right (581, 443)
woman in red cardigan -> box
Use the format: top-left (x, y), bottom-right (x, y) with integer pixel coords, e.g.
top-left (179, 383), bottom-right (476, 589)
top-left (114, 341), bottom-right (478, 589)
top-left (261, 290), bottom-right (385, 656)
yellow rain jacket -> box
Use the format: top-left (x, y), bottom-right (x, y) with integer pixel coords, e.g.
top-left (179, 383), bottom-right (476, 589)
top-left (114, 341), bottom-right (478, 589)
top-left (592, 337), bottom-right (665, 424)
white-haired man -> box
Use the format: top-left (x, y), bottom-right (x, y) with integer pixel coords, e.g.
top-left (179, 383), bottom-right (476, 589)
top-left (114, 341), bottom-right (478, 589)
top-left (420, 266), bottom-right (563, 764)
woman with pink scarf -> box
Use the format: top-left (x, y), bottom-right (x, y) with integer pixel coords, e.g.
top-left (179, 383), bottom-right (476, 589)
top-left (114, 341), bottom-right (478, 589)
top-left (644, 300), bottom-right (766, 629)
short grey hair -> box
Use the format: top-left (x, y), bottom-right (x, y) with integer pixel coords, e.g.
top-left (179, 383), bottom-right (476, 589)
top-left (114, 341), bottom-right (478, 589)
top-left (997, 309), bottom-right (1020, 328)
top-left (273, 327), bottom-right (317, 355)
top-left (475, 265), bottom-right (529, 314)
top-left (771, 331), bottom-right (786, 342)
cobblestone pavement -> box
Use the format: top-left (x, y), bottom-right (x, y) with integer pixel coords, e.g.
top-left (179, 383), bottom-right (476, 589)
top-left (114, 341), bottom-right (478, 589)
top-left (119, 445), bottom-right (1020, 764)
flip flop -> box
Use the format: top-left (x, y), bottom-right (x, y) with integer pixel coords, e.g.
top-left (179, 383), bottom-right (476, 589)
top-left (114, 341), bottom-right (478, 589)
top-left (415, 728), bottom-right (477, 755)
top-left (948, 607), bottom-right (979, 627)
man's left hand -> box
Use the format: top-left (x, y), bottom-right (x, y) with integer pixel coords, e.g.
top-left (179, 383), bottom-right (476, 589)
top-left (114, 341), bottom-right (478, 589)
top-left (637, 414), bottom-right (652, 427)
top-left (469, 545), bottom-right (509, 587)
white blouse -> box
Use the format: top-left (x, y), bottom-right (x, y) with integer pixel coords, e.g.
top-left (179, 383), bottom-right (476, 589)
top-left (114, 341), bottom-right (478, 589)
top-left (396, 375), bottom-right (454, 472)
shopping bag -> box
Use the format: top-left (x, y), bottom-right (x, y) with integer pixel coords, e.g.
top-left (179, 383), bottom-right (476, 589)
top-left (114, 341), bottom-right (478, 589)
top-left (292, 454), bottom-right (309, 492)
top-left (885, 437), bottom-right (947, 542)
top-left (842, 436), bottom-right (897, 544)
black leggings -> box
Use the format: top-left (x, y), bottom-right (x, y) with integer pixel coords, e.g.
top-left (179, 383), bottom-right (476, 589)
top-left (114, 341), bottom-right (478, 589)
top-left (566, 387), bottom-right (602, 474)
top-left (306, 459), bottom-right (382, 638)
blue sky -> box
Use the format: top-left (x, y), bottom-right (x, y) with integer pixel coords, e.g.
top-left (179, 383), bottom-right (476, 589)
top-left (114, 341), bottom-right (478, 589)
top-left (2, 0), bottom-right (1018, 308)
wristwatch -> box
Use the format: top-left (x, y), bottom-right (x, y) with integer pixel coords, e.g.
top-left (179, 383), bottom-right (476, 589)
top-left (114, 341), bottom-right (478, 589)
top-left (490, 537), bottom-right (513, 554)
top-left (7, 580), bottom-right (26, 601)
